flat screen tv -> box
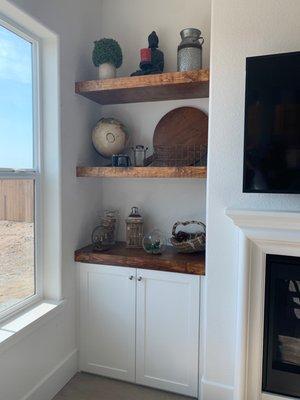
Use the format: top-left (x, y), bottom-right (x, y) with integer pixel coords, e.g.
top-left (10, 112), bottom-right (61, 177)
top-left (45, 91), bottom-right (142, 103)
top-left (243, 51), bottom-right (300, 193)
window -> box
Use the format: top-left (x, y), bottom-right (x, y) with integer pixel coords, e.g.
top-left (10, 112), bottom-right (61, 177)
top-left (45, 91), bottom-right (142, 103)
top-left (0, 20), bottom-right (41, 317)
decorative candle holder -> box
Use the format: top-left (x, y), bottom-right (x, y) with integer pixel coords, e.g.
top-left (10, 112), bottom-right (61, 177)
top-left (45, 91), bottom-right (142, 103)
top-left (126, 207), bottom-right (144, 248)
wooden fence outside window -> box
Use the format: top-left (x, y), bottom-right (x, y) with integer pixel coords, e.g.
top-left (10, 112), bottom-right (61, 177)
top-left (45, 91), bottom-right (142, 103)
top-left (0, 180), bottom-right (34, 223)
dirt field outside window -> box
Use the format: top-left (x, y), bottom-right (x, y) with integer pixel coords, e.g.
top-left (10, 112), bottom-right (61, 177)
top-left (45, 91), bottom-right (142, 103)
top-left (0, 220), bottom-right (35, 312)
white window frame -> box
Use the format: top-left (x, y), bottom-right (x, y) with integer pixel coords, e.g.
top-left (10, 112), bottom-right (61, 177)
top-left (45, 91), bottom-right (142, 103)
top-left (0, 16), bottom-right (43, 321)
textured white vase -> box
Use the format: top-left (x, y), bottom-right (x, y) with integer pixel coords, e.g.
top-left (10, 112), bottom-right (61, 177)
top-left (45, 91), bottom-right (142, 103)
top-left (98, 63), bottom-right (116, 79)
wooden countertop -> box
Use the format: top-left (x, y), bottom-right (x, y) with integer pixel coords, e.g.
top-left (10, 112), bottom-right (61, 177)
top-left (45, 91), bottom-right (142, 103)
top-left (75, 242), bottom-right (205, 276)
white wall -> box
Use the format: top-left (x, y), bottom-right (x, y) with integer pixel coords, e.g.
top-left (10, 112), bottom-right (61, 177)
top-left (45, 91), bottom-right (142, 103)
top-left (100, 0), bottom-right (211, 77)
top-left (0, 1), bottom-right (102, 399)
top-left (204, 1), bottom-right (300, 398)
top-left (98, 0), bottom-right (211, 240)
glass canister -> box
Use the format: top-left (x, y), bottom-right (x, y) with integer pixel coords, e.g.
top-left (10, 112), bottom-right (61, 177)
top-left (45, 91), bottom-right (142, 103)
top-left (92, 210), bottom-right (119, 251)
top-left (132, 145), bottom-right (148, 167)
top-left (177, 28), bottom-right (204, 72)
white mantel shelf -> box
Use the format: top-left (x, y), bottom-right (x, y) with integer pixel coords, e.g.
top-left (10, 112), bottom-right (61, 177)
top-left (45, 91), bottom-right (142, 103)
top-left (226, 209), bottom-right (300, 231)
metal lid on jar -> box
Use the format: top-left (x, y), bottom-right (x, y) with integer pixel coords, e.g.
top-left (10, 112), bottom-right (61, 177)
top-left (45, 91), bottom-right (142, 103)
top-left (180, 28), bottom-right (202, 40)
top-left (128, 206), bottom-right (142, 219)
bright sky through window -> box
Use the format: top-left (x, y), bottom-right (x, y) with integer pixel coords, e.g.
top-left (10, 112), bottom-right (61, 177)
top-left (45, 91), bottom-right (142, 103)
top-left (0, 25), bottom-right (33, 169)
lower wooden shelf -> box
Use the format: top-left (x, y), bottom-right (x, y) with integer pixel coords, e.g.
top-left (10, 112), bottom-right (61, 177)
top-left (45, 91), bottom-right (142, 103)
top-left (75, 242), bottom-right (205, 276)
top-left (76, 166), bottom-right (207, 179)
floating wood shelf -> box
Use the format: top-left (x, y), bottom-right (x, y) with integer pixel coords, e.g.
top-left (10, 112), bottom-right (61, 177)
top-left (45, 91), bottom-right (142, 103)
top-left (75, 69), bottom-right (209, 105)
top-left (75, 242), bottom-right (205, 276)
top-left (76, 166), bottom-right (207, 179)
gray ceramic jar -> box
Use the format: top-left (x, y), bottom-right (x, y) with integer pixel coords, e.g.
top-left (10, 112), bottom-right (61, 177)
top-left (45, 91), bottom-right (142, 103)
top-left (177, 28), bottom-right (204, 71)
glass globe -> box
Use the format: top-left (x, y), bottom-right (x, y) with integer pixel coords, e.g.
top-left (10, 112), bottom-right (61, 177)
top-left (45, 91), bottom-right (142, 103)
top-left (142, 229), bottom-right (166, 255)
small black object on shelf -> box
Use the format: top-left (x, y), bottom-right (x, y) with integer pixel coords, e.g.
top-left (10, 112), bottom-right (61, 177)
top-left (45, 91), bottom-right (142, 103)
top-left (111, 154), bottom-right (131, 167)
top-left (131, 31), bottom-right (164, 76)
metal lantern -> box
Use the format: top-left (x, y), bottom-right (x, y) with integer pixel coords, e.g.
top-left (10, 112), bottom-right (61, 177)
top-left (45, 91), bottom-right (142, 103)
top-left (126, 207), bottom-right (144, 248)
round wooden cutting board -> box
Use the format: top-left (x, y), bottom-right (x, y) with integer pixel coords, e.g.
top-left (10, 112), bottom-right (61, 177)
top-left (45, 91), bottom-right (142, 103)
top-left (153, 106), bottom-right (208, 147)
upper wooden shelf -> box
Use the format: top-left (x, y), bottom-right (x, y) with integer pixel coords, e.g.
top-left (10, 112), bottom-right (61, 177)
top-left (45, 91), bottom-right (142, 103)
top-left (76, 166), bottom-right (207, 179)
top-left (75, 69), bottom-right (209, 105)
top-left (75, 242), bottom-right (205, 276)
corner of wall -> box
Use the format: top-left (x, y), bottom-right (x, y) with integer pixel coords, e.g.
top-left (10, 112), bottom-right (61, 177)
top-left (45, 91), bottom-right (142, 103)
top-left (21, 350), bottom-right (78, 400)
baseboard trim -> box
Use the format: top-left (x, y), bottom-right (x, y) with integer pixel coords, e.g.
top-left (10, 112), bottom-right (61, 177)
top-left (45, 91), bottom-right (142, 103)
top-left (21, 349), bottom-right (78, 400)
top-left (201, 378), bottom-right (234, 400)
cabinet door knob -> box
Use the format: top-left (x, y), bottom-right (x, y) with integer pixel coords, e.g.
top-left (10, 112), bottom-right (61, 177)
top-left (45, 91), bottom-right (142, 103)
top-left (138, 276), bottom-right (142, 281)
top-left (129, 275), bottom-right (134, 280)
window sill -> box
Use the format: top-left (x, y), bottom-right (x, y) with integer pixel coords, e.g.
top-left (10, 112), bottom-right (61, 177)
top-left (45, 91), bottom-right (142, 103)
top-left (0, 299), bottom-right (65, 354)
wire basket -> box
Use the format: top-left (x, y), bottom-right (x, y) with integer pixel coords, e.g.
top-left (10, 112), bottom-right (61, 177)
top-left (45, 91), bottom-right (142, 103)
top-left (170, 220), bottom-right (206, 253)
top-left (147, 144), bottom-right (207, 167)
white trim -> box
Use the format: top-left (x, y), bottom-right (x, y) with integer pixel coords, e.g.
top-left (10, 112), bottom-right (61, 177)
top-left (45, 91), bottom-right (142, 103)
top-left (226, 209), bottom-right (300, 231)
top-left (226, 209), bottom-right (300, 400)
top-left (0, 294), bottom-right (43, 322)
top-left (0, 1), bottom-right (57, 39)
top-left (201, 378), bottom-right (234, 400)
top-left (233, 231), bottom-right (251, 400)
top-left (0, 15), bottom-right (44, 319)
top-left (40, 23), bottom-right (61, 301)
top-left (21, 349), bottom-right (77, 400)
top-left (198, 277), bottom-right (206, 400)
top-left (0, 12), bottom-right (38, 44)
top-left (0, 170), bottom-right (38, 178)
top-left (0, 300), bottom-right (65, 355)
top-left (0, 0), bottom-right (62, 303)
top-left (0, 14), bottom-right (40, 172)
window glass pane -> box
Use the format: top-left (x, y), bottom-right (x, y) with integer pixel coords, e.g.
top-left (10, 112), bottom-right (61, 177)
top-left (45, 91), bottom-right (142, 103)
top-left (0, 179), bottom-right (35, 312)
top-left (0, 25), bottom-right (33, 169)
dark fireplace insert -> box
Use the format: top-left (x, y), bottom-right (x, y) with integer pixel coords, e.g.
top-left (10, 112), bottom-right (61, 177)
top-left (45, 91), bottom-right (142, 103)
top-left (263, 254), bottom-right (300, 398)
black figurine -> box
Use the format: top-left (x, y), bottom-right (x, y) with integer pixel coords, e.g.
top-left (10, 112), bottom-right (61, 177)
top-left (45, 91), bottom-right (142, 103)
top-left (131, 31), bottom-right (164, 76)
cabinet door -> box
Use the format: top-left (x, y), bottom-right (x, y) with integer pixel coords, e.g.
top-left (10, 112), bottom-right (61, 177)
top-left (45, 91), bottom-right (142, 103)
top-left (136, 269), bottom-right (200, 397)
top-left (79, 263), bottom-right (136, 382)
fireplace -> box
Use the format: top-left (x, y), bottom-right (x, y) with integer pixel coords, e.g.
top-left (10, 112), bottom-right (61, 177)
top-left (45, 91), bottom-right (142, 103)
top-left (262, 255), bottom-right (300, 398)
top-left (226, 209), bottom-right (300, 400)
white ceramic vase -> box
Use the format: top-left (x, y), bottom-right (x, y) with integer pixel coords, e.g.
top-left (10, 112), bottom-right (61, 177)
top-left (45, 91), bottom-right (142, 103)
top-left (98, 63), bottom-right (116, 79)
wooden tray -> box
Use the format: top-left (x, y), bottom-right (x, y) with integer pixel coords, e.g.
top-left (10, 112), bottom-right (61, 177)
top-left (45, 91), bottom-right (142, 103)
top-left (153, 106), bottom-right (208, 146)
top-left (152, 107), bottom-right (208, 165)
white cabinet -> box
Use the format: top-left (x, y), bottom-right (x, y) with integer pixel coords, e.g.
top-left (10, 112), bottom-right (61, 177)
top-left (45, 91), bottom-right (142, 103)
top-left (78, 263), bottom-right (200, 397)
top-left (136, 269), bottom-right (199, 397)
top-left (79, 264), bottom-right (136, 382)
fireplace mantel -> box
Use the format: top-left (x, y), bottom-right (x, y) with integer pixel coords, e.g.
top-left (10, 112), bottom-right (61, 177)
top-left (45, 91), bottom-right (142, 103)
top-left (226, 209), bottom-right (300, 400)
top-left (226, 209), bottom-right (300, 231)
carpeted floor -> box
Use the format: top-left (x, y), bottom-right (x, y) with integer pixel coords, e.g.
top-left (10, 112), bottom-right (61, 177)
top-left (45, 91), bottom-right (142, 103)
top-left (53, 373), bottom-right (195, 400)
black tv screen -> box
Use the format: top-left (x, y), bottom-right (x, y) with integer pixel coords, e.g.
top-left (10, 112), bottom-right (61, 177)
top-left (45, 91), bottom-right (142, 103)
top-left (243, 52), bottom-right (300, 193)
